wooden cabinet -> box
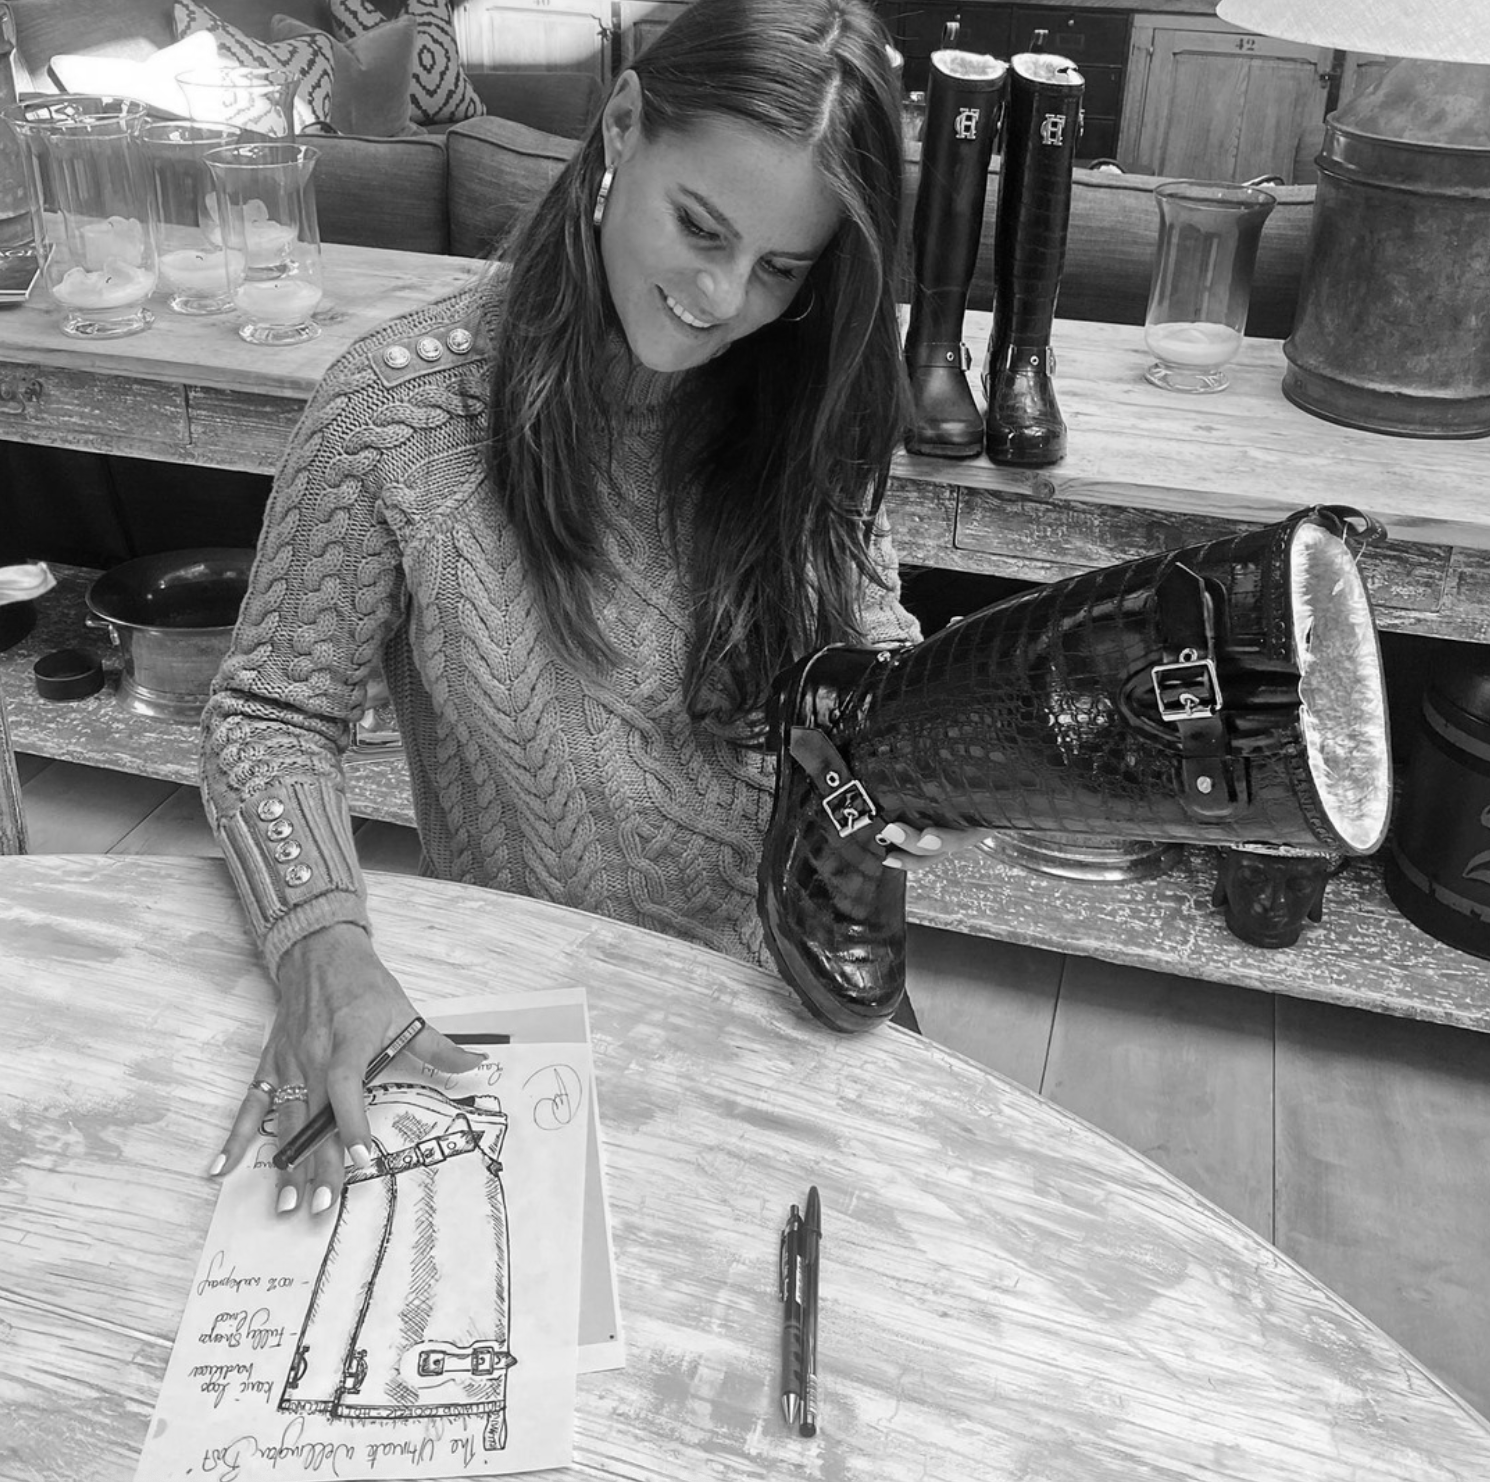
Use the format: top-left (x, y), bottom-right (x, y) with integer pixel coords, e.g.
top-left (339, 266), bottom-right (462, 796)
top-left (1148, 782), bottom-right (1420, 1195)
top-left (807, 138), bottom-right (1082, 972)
top-left (1119, 13), bottom-right (1332, 182)
top-left (452, 0), bottom-right (612, 80)
top-left (615, 0), bottom-right (689, 67)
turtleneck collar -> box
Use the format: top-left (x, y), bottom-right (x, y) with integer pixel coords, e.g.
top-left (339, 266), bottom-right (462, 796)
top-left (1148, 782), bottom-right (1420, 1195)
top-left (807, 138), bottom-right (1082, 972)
top-left (599, 330), bottom-right (693, 413)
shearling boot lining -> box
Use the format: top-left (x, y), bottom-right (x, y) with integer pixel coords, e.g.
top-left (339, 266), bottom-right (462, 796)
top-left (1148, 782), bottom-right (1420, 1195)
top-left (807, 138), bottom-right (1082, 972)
top-left (1291, 520), bottom-right (1392, 854)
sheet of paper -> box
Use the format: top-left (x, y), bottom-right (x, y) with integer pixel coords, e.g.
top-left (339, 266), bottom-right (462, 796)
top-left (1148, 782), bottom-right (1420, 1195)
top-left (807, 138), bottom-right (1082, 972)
top-left (426, 992), bottom-right (624, 1372)
top-left (137, 1036), bottom-right (590, 1482)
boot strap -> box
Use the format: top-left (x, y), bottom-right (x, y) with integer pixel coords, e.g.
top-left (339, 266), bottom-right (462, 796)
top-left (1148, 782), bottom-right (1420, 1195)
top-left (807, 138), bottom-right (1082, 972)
top-left (1152, 563), bottom-right (1236, 821)
top-left (907, 341), bottom-right (973, 371)
top-left (789, 726), bottom-right (882, 840)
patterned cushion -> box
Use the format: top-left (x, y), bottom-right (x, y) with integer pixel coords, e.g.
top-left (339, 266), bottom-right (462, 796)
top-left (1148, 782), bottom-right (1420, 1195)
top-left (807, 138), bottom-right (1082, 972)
top-left (271, 16), bottom-right (420, 138)
top-left (329, 0), bottom-right (486, 128)
top-left (173, 0), bottom-right (337, 133)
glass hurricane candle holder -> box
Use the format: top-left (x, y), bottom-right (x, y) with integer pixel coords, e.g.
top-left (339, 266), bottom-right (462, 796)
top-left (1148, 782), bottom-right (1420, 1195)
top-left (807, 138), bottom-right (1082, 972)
top-left (3, 95), bottom-right (157, 338)
top-left (1143, 180), bottom-right (1276, 393)
top-left (141, 121), bottom-right (242, 315)
top-left (177, 66), bottom-right (297, 141)
top-left (0, 109), bottom-right (41, 262)
top-left (205, 142), bottom-right (322, 345)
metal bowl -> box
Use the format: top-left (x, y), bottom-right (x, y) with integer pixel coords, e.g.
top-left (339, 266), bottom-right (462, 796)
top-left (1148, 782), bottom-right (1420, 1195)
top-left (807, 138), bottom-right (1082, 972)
top-left (86, 549), bottom-right (254, 722)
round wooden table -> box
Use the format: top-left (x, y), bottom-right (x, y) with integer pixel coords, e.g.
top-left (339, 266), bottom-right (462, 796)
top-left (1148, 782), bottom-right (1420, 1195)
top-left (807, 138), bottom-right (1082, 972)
top-left (4, 854), bottom-right (1488, 1480)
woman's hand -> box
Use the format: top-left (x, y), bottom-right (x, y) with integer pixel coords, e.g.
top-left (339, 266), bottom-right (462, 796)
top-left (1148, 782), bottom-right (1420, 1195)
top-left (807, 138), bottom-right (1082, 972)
top-left (878, 821), bottom-right (995, 873)
top-left (208, 923), bottom-right (483, 1215)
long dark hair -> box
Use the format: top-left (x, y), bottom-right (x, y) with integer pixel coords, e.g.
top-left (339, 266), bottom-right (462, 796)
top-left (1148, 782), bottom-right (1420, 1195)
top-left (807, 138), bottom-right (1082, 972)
top-left (487, 0), bottom-right (907, 724)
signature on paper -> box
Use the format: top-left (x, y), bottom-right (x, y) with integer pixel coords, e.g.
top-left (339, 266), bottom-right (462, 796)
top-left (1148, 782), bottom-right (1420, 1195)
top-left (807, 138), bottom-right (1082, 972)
top-left (523, 1064), bottom-right (582, 1130)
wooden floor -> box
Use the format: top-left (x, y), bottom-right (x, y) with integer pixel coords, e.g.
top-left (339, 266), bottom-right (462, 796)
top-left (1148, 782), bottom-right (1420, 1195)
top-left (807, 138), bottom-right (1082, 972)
top-left (13, 752), bottom-right (1490, 1427)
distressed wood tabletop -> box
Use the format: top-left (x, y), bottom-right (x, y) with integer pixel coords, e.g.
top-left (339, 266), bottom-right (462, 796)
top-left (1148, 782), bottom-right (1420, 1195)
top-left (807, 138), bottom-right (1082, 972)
top-left (3, 854), bottom-right (1489, 1481)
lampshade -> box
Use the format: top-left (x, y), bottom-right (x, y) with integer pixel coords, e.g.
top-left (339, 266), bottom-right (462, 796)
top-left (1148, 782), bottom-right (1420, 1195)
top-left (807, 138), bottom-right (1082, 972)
top-left (1215, 0), bottom-right (1490, 438)
top-left (1215, 1), bottom-right (1490, 63)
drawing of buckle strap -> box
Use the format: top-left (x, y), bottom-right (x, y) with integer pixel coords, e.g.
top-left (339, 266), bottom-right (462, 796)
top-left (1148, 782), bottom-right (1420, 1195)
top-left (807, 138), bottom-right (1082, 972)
top-left (416, 1341), bottom-right (516, 1378)
top-left (356, 1127), bottom-right (480, 1181)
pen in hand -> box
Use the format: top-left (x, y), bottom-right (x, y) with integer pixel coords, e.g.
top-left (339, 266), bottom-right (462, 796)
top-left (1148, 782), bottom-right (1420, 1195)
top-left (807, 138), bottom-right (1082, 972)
top-left (779, 1203), bottom-right (806, 1427)
top-left (270, 1016), bottom-right (425, 1172)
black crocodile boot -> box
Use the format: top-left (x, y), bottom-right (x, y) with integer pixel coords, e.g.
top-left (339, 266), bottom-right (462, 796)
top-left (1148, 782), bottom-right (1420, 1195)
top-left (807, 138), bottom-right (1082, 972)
top-left (904, 50), bottom-right (1007, 457)
top-left (983, 52), bottom-right (1084, 466)
top-left (758, 507), bottom-right (1393, 1031)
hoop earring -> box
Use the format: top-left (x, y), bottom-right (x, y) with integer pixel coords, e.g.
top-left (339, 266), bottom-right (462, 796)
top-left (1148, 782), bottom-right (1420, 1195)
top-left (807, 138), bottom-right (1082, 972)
top-left (592, 166), bottom-right (615, 229)
top-left (779, 286), bottom-right (816, 323)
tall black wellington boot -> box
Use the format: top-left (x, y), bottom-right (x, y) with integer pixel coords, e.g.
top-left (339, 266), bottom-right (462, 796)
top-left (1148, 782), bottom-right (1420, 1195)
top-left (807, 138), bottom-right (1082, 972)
top-left (758, 506), bottom-right (1394, 1032)
top-left (983, 52), bottom-right (1084, 466)
top-left (904, 50), bottom-right (1008, 457)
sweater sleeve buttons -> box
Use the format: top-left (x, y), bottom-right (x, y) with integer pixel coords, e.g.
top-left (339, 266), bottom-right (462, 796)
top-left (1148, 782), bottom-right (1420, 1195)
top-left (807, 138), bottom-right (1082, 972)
top-left (257, 797), bottom-right (286, 822)
top-left (285, 863), bottom-right (314, 888)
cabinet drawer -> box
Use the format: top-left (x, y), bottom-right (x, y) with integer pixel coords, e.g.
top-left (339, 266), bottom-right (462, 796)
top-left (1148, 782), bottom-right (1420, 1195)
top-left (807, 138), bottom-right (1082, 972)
top-left (0, 362), bottom-right (187, 447)
top-left (1010, 7), bottom-right (1130, 61)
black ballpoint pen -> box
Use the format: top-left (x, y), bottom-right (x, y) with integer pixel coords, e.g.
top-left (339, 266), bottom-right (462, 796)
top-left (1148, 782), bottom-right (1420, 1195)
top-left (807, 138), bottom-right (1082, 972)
top-left (798, 1185), bottom-right (822, 1437)
top-left (271, 1016), bottom-right (425, 1172)
top-left (778, 1203), bottom-right (805, 1426)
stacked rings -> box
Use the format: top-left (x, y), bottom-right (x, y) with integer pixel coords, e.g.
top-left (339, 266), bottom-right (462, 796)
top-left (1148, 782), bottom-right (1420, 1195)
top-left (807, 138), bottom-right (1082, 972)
top-left (248, 1078), bottom-right (277, 1098)
top-left (272, 1084), bottom-right (309, 1108)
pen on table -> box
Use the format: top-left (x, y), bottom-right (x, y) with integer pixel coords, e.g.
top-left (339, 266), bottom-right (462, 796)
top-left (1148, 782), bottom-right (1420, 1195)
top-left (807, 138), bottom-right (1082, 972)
top-left (270, 1016), bottom-right (425, 1172)
top-left (798, 1184), bottom-right (822, 1438)
top-left (778, 1201), bottom-right (806, 1427)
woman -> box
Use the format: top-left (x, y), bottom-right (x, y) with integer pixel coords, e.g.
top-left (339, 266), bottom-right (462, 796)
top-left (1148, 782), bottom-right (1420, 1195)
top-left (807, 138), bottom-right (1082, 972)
top-left (204, 0), bottom-right (950, 1212)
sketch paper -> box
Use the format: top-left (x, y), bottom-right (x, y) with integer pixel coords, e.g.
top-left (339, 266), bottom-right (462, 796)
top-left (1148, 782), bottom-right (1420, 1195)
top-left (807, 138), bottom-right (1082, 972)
top-left (426, 992), bottom-right (624, 1372)
top-left (136, 1037), bottom-right (590, 1482)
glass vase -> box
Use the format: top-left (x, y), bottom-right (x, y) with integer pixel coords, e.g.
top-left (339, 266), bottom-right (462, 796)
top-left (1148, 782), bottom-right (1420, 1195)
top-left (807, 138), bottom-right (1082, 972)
top-left (0, 107), bottom-right (40, 262)
top-left (1143, 181), bottom-right (1276, 393)
top-left (141, 121), bottom-right (242, 315)
top-left (205, 142), bottom-right (323, 345)
top-left (2, 95), bottom-right (157, 338)
top-left (177, 66), bottom-right (297, 141)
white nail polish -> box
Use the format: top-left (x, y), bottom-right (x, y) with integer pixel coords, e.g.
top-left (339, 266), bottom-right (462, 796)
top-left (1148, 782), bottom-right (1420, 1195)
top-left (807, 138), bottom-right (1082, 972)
top-left (349, 1143), bottom-right (371, 1168)
top-left (277, 1185), bottom-right (299, 1214)
top-left (310, 1185), bottom-right (334, 1215)
top-left (922, 833), bottom-right (943, 851)
top-left (883, 856), bottom-right (905, 870)
top-left (207, 1152), bottom-right (227, 1177)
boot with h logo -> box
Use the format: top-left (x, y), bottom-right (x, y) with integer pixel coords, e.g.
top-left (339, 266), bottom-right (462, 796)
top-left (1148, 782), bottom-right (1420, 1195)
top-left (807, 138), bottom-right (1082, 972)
top-left (903, 49), bottom-right (1007, 457)
top-left (983, 52), bottom-right (1084, 466)
top-left (758, 507), bottom-right (1393, 1031)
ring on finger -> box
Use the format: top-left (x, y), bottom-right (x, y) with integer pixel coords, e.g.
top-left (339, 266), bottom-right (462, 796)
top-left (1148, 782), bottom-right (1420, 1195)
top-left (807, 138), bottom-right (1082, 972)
top-left (272, 1083), bottom-right (309, 1108)
top-left (248, 1077), bottom-right (277, 1099)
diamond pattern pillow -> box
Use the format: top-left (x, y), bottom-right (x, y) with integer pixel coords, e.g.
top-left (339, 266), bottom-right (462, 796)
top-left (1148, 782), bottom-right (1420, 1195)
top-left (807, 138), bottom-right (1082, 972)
top-left (329, 0), bottom-right (486, 128)
top-left (173, 0), bottom-right (337, 133)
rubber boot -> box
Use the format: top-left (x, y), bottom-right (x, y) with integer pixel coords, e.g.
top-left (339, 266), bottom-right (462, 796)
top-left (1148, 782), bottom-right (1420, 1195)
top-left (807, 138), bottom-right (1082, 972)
top-left (904, 50), bottom-right (1007, 457)
top-left (983, 52), bottom-right (1084, 466)
top-left (758, 507), bottom-right (1393, 1032)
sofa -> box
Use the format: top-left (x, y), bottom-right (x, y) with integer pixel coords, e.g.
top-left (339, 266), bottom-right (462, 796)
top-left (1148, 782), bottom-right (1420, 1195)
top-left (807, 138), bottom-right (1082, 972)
top-left (1, 0), bottom-right (1319, 566)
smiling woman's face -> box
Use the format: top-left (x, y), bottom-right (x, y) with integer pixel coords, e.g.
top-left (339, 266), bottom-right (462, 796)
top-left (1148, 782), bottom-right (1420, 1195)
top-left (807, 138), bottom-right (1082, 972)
top-left (597, 75), bottom-right (842, 373)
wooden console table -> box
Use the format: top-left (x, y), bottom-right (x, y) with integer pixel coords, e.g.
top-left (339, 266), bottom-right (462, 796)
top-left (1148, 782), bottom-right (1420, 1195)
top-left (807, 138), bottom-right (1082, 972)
top-left (2, 254), bottom-right (1487, 1029)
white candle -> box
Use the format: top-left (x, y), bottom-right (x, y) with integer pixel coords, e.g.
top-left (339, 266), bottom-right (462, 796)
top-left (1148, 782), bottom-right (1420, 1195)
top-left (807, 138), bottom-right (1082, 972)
top-left (234, 277), bottom-right (322, 324)
top-left (1145, 320), bottom-right (1243, 367)
top-left (158, 247), bottom-right (234, 294)
top-left (53, 260), bottom-right (156, 309)
top-left (75, 215), bottom-right (146, 271)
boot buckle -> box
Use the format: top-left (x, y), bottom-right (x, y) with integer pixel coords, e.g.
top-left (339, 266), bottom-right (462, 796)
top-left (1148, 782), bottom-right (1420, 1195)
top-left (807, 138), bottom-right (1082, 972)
top-left (822, 771), bottom-right (878, 837)
top-left (1152, 650), bottom-right (1222, 722)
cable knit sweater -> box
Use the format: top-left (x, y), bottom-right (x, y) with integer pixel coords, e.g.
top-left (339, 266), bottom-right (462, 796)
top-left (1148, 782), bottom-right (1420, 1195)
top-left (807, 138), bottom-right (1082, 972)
top-left (200, 276), bottom-right (921, 979)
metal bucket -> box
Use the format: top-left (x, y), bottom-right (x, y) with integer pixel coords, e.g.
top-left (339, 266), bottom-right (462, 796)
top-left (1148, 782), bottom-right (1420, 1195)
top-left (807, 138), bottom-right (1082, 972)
top-left (1384, 650), bottom-right (1490, 960)
top-left (85, 548), bottom-right (253, 722)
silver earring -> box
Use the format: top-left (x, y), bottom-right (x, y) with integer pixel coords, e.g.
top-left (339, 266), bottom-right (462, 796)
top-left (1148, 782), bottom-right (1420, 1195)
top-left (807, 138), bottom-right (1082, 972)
top-left (779, 286), bottom-right (816, 323)
top-left (592, 166), bottom-right (615, 229)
